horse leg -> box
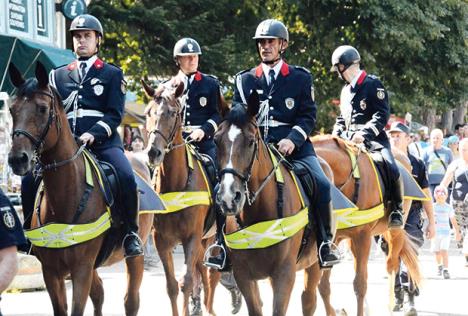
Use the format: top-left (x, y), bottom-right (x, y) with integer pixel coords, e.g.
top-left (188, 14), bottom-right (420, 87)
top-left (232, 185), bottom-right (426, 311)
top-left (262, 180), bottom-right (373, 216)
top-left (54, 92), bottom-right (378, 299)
top-left (271, 264), bottom-right (296, 316)
top-left (349, 232), bottom-right (372, 316)
top-left (301, 262), bottom-right (321, 316)
top-left (89, 270), bottom-right (104, 316)
top-left (235, 277), bottom-right (262, 316)
top-left (42, 268), bottom-right (68, 316)
top-left (318, 268), bottom-right (336, 316)
top-left (124, 255), bottom-right (144, 316)
top-left (158, 242), bottom-right (180, 316)
top-left (206, 267), bottom-right (221, 316)
top-left (70, 264), bottom-right (95, 316)
top-left (195, 258), bottom-right (209, 309)
top-left (180, 237), bottom-right (201, 316)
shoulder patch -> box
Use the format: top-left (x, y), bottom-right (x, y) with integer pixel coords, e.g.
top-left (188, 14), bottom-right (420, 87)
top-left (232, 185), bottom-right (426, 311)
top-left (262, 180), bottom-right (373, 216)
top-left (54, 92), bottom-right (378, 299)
top-left (294, 66), bottom-right (311, 74)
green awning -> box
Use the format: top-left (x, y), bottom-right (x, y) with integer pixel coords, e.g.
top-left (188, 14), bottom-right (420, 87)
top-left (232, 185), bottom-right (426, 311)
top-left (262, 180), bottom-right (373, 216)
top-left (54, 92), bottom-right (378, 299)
top-left (0, 34), bottom-right (75, 94)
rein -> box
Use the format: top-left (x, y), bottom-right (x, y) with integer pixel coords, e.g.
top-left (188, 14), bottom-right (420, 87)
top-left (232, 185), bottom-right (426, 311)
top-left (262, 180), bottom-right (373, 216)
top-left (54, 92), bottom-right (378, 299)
top-left (218, 125), bottom-right (286, 205)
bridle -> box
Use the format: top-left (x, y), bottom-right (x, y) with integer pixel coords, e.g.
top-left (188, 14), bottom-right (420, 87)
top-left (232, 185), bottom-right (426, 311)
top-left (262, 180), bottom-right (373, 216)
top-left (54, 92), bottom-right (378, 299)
top-left (218, 122), bottom-right (285, 205)
top-left (12, 89), bottom-right (57, 155)
top-left (147, 95), bottom-right (189, 152)
top-left (11, 87), bottom-right (85, 174)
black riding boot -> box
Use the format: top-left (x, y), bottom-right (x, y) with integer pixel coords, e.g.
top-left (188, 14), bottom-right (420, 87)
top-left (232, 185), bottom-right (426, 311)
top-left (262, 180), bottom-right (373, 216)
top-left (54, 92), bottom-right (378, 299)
top-left (388, 175), bottom-right (404, 228)
top-left (393, 287), bottom-right (404, 311)
top-left (122, 190), bottom-right (143, 258)
top-left (312, 202), bottom-right (341, 269)
top-left (204, 209), bottom-right (229, 271)
top-left (404, 289), bottom-right (418, 316)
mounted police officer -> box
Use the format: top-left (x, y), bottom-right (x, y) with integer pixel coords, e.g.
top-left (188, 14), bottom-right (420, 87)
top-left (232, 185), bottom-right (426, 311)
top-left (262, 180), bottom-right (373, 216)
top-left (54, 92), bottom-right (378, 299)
top-left (205, 19), bottom-right (341, 269)
top-left (330, 45), bottom-right (404, 228)
top-left (47, 14), bottom-right (142, 257)
top-left (171, 37), bottom-right (221, 163)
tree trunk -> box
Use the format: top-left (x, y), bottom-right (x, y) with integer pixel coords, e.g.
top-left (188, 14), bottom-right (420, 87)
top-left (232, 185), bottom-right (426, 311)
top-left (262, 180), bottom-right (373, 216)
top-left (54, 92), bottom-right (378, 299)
top-left (441, 109), bottom-right (454, 134)
top-left (453, 102), bottom-right (467, 127)
top-left (423, 108), bottom-right (437, 131)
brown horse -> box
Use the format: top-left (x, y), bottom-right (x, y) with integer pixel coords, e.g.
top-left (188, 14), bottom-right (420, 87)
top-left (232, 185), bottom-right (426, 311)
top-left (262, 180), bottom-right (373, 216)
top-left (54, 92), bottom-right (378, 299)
top-left (7, 62), bottom-right (153, 316)
top-left (142, 79), bottom-right (220, 316)
top-left (215, 92), bottom-right (323, 316)
top-left (312, 135), bottom-right (421, 316)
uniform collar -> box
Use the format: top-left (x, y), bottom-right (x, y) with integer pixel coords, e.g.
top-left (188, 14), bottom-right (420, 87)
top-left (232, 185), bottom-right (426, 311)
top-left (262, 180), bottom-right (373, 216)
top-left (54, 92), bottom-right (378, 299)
top-left (350, 70), bottom-right (366, 93)
top-left (68, 56), bottom-right (103, 72)
top-left (255, 60), bottom-right (290, 78)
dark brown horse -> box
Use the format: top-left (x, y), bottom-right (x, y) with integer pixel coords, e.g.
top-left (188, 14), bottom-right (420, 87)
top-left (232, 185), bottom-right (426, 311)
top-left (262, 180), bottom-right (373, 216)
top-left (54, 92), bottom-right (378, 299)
top-left (312, 135), bottom-right (421, 316)
top-left (142, 79), bottom-right (220, 316)
top-left (7, 62), bottom-right (153, 316)
top-left (215, 92), bottom-right (322, 316)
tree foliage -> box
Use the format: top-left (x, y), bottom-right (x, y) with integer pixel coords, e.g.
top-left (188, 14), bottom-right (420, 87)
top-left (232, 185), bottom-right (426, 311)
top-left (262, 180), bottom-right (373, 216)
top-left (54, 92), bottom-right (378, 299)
top-left (89, 0), bottom-right (467, 130)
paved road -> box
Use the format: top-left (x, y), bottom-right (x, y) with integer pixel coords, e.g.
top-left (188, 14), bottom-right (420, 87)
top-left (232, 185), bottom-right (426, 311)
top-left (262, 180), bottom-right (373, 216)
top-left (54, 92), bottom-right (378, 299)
top-left (2, 241), bottom-right (467, 316)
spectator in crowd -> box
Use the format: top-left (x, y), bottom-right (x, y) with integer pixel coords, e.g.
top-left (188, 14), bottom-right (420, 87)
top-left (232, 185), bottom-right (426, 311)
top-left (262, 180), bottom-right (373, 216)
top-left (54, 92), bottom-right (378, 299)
top-left (130, 135), bottom-right (149, 164)
top-left (0, 188), bottom-right (27, 314)
top-left (388, 122), bottom-right (435, 313)
top-left (440, 137), bottom-right (468, 266)
top-left (446, 135), bottom-right (460, 160)
top-left (455, 123), bottom-right (466, 139)
top-left (422, 128), bottom-right (453, 196)
top-left (408, 132), bottom-right (424, 158)
top-left (431, 185), bottom-right (461, 279)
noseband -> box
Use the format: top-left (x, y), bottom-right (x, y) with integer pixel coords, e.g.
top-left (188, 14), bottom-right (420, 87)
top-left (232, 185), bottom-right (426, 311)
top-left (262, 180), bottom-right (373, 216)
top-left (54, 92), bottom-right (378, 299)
top-left (11, 89), bottom-right (57, 154)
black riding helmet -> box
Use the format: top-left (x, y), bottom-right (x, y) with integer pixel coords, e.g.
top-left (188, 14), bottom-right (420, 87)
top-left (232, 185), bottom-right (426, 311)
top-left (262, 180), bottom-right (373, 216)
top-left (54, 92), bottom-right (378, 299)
top-left (330, 45), bottom-right (360, 72)
top-left (253, 19), bottom-right (288, 64)
top-left (69, 14), bottom-right (103, 37)
top-left (173, 38), bottom-right (202, 67)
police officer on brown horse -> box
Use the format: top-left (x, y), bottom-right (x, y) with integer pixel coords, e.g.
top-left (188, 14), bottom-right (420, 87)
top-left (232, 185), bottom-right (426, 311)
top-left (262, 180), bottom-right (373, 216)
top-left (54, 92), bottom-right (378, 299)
top-left (206, 19), bottom-right (341, 270)
top-left (21, 14), bottom-right (143, 257)
top-left (330, 45), bottom-right (404, 227)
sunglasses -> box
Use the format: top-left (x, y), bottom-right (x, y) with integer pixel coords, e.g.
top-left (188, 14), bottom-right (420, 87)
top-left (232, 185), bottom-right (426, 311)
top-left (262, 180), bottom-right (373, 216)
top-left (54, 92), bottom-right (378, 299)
top-left (434, 190), bottom-right (447, 195)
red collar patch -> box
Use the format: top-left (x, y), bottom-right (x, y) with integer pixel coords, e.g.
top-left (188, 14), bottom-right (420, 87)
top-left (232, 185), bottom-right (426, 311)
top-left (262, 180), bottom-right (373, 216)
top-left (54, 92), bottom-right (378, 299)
top-left (356, 70), bottom-right (367, 85)
top-left (280, 62), bottom-right (290, 76)
top-left (93, 58), bottom-right (104, 70)
top-left (255, 64), bottom-right (263, 77)
top-left (194, 71), bottom-right (202, 81)
top-left (67, 61), bottom-right (77, 71)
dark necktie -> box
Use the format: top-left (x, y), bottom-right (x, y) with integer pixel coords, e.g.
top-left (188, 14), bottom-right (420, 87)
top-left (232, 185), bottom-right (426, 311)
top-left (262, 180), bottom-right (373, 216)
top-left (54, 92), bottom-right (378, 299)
top-left (268, 69), bottom-right (276, 87)
top-left (80, 62), bottom-right (87, 81)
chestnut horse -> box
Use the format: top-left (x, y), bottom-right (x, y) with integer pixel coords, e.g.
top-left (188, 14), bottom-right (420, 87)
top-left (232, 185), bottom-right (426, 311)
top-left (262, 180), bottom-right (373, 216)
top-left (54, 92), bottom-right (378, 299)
top-left (7, 62), bottom-right (153, 316)
top-left (142, 80), bottom-right (220, 316)
top-left (215, 92), bottom-right (323, 316)
top-left (312, 135), bottom-right (421, 316)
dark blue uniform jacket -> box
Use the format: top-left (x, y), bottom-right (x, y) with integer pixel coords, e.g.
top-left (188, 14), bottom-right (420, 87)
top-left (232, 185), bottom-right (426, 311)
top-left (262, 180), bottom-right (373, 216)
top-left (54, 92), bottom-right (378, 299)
top-left (233, 62), bottom-right (316, 159)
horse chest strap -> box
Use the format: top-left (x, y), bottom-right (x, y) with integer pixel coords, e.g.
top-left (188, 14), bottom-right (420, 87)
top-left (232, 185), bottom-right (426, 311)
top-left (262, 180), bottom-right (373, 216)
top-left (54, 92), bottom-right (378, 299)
top-left (72, 184), bottom-right (93, 223)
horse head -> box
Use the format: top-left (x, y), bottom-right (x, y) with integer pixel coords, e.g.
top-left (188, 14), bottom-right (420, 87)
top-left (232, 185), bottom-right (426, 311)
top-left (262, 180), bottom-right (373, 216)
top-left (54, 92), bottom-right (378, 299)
top-left (142, 79), bottom-right (184, 165)
top-left (7, 62), bottom-right (61, 176)
top-left (215, 91), bottom-right (260, 216)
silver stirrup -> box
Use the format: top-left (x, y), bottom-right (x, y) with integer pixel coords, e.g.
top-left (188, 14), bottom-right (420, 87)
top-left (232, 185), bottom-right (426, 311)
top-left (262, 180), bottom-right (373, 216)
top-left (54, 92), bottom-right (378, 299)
top-left (203, 243), bottom-right (227, 270)
top-left (319, 241), bottom-right (342, 267)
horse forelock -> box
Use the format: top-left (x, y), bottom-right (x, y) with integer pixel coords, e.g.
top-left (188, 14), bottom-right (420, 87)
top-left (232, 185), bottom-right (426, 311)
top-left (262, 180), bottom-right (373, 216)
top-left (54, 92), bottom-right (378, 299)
top-left (15, 78), bottom-right (39, 98)
top-left (226, 103), bottom-right (251, 129)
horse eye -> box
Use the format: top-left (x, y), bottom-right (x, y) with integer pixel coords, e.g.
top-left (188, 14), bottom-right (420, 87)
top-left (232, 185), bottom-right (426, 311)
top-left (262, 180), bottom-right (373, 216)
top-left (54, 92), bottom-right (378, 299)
top-left (37, 104), bottom-right (48, 114)
top-left (249, 139), bottom-right (255, 147)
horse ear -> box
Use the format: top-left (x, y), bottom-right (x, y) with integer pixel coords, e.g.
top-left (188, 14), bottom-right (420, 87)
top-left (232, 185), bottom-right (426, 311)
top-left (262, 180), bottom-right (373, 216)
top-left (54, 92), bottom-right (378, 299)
top-left (246, 90), bottom-right (260, 118)
top-left (35, 62), bottom-right (49, 88)
top-left (141, 79), bottom-right (155, 97)
top-left (174, 81), bottom-right (185, 98)
top-left (8, 63), bottom-right (25, 88)
top-left (218, 92), bottom-right (230, 118)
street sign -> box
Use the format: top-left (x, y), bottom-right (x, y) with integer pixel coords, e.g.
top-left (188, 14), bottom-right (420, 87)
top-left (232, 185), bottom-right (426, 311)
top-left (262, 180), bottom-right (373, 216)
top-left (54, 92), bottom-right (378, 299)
top-left (61, 0), bottom-right (87, 20)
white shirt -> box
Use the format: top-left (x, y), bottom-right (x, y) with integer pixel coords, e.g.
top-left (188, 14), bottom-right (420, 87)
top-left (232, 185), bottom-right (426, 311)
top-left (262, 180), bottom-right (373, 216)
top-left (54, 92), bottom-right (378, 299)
top-left (177, 70), bottom-right (194, 92)
top-left (340, 70), bottom-right (363, 128)
top-left (261, 59), bottom-right (283, 86)
top-left (78, 55), bottom-right (97, 79)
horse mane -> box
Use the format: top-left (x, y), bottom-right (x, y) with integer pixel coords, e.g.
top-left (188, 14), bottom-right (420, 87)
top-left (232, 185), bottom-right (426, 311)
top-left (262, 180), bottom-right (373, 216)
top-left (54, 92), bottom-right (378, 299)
top-left (226, 102), bottom-right (251, 128)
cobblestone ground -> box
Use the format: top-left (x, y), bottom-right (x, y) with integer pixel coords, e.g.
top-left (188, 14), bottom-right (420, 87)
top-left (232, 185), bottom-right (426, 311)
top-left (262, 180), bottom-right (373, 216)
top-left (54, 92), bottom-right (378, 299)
top-left (2, 240), bottom-right (467, 316)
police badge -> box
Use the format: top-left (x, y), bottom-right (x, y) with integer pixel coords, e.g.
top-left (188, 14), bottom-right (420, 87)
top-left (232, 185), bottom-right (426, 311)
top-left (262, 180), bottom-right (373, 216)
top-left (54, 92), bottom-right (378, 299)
top-left (93, 84), bottom-right (104, 96)
top-left (377, 89), bottom-right (385, 100)
top-left (2, 207), bottom-right (16, 230)
top-left (91, 78), bottom-right (100, 85)
top-left (360, 99), bottom-right (367, 110)
top-left (199, 97), bottom-right (207, 107)
top-left (285, 98), bottom-right (295, 110)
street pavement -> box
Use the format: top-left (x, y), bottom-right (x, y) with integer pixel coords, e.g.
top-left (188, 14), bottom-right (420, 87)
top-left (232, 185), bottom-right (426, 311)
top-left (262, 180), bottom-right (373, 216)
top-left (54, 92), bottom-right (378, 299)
top-left (1, 240), bottom-right (467, 316)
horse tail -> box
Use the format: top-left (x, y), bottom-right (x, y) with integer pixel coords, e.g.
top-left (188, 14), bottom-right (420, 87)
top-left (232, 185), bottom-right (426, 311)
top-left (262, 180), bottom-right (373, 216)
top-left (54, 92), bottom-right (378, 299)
top-left (399, 231), bottom-right (422, 288)
top-left (383, 228), bottom-right (422, 289)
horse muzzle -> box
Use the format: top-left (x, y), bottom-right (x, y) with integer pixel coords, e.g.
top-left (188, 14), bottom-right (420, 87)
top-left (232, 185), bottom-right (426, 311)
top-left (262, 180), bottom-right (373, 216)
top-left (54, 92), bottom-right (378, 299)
top-left (8, 150), bottom-right (32, 176)
top-left (147, 146), bottom-right (165, 166)
top-left (216, 189), bottom-right (244, 216)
